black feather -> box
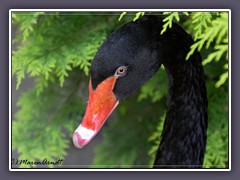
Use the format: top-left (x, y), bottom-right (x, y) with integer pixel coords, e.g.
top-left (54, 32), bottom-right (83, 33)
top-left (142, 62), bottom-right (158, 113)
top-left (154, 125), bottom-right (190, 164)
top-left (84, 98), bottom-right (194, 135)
top-left (90, 15), bottom-right (208, 168)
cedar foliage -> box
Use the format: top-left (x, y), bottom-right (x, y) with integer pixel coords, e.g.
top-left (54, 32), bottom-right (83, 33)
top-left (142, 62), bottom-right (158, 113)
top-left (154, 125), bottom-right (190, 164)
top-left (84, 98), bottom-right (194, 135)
top-left (12, 11), bottom-right (229, 168)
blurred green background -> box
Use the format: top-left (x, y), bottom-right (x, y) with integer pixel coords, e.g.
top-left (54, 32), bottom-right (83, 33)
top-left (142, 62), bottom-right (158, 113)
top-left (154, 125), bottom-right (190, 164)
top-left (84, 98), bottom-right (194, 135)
top-left (11, 11), bottom-right (229, 168)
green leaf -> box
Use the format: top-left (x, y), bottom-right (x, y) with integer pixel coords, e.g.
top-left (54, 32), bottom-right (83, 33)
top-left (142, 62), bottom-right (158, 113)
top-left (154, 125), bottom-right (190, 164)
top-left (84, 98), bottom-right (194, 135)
top-left (202, 44), bottom-right (228, 66)
top-left (133, 12), bottom-right (145, 22)
top-left (186, 12), bottom-right (228, 60)
top-left (191, 12), bottom-right (212, 40)
top-left (183, 12), bottom-right (189, 16)
top-left (12, 12), bottom-right (45, 42)
top-left (138, 69), bottom-right (167, 103)
top-left (160, 12), bottom-right (182, 35)
top-left (118, 12), bottom-right (127, 21)
top-left (215, 72), bottom-right (228, 88)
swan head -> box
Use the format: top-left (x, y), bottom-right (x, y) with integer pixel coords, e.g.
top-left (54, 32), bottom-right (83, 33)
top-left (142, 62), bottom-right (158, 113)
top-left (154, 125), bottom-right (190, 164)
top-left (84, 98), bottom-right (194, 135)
top-left (73, 16), bottom-right (166, 148)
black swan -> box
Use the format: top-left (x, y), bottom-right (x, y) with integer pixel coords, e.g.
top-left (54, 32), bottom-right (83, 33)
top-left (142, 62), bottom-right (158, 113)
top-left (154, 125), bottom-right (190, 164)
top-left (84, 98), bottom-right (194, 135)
top-left (72, 15), bottom-right (208, 168)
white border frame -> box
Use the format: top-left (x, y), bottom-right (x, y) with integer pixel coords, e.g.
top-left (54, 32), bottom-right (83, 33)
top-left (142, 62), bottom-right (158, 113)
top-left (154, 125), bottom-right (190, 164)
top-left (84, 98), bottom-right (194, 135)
top-left (9, 9), bottom-right (231, 171)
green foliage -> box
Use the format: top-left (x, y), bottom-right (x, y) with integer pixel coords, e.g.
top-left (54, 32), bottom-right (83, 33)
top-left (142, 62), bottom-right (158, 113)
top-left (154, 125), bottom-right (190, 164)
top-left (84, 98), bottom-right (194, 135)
top-left (12, 12), bottom-right (122, 168)
top-left (160, 12), bottom-right (189, 34)
top-left (13, 70), bottom-right (87, 168)
top-left (160, 12), bottom-right (180, 34)
top-left (184, 12), bottom-right (228, 88)
top-left (118, 12), bottom-right (145, 22)
top-left (118, 12), bottom-right (127, 21)
top-left (215, 71), bottom-right (228, 88)
top-left (12, 11), bottom-right (229, 169)
top-left (12, 13), bottom-right (114, 90)
top-left (203, 81), bottom-right (228, 168)
top-left (186, 12), bottom-right (228, 61)
top-left (190, 12), bottom-right (213, 41)
top-left (12, 11), bottom-right (46, 42)
top-left (137, 67), bottom-right (167, 103)
top-left (133, 12), bottom-right (145, 21)
top-left (148, 114), bottom-right (165, 165)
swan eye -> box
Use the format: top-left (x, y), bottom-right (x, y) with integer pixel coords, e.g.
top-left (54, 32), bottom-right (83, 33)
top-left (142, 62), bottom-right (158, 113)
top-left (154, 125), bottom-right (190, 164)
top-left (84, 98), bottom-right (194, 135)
top-left (115, 66), bottom-right (127, 76)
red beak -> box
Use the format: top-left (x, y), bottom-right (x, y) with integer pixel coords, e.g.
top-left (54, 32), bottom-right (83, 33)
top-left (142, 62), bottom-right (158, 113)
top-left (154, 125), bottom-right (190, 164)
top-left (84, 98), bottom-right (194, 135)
top-left (73, 76), bottom-right (119, 148)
